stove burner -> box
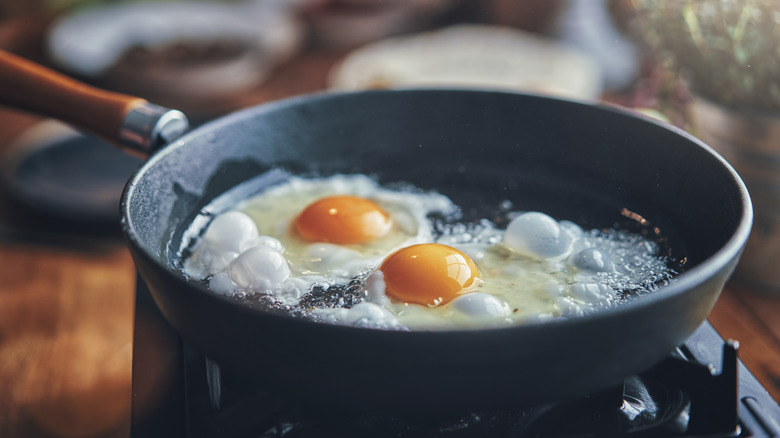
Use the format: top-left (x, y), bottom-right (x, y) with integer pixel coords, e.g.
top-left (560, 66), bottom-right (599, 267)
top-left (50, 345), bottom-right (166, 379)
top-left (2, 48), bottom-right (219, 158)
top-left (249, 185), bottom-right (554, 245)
top-left (252, 358), bottom-right (718, 438)
top-left (512, 376), bottom-right (692, 437)
top-left (131, 279), bottom-right (780, 438)
top-left (182, 344), bottom-right (742, 438)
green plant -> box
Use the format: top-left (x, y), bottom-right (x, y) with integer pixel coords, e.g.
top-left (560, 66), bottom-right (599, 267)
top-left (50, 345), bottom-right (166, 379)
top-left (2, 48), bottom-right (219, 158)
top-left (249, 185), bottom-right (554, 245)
top-left (632, 0), bottom-right (780, 112)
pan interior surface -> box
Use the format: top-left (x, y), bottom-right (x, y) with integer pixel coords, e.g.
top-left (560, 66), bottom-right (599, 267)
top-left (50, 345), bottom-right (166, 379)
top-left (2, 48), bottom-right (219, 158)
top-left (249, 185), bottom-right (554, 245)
top-left (122, 89), bottom-right (751, 411)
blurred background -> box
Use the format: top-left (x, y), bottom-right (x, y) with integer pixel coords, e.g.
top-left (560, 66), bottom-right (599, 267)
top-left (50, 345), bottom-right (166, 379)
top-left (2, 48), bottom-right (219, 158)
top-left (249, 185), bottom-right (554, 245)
top-left (0, 0), bottom-right (778, 437)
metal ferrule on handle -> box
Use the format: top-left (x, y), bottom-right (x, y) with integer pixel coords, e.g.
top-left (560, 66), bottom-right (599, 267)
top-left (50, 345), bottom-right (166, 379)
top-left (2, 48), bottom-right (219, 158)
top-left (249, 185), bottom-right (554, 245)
top-left (119, 104), bottom-right (189, 154)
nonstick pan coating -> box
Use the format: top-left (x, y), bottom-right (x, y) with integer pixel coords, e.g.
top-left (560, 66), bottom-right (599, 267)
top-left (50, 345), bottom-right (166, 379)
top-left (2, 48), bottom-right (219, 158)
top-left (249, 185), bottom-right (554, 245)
top-left (123, 89), bottom-right (750, 412)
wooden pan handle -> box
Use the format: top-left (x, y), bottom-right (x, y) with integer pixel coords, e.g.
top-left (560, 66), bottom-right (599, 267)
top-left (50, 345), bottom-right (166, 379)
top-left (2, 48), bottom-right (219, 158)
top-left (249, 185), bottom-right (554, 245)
top-left (0, 50), bottom-right (188, 154)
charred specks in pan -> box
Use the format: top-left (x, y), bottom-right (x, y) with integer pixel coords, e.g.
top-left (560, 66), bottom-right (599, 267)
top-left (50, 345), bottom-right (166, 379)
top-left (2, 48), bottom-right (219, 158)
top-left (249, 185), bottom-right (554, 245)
top-left (427, 200), bottom-right (516, 239)
top-left (614, 209), bottom-right (689, 274)
top-left (299, 277), bottom-right (366, 309)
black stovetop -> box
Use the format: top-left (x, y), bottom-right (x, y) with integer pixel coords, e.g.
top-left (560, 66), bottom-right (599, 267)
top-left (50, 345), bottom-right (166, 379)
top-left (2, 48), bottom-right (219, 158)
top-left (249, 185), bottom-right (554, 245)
top-left (131, 278), bottom-right (780, 437)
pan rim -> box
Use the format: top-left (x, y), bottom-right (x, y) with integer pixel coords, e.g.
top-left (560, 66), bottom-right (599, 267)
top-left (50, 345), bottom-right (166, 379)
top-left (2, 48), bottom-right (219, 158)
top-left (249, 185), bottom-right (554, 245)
top-left (120, 88), bottom-right (753, 336)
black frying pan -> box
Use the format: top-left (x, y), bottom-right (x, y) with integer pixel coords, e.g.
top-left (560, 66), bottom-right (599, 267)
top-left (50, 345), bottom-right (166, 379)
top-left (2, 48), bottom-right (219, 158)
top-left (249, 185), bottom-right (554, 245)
top-left (0, 50), bottom-right (752, 412)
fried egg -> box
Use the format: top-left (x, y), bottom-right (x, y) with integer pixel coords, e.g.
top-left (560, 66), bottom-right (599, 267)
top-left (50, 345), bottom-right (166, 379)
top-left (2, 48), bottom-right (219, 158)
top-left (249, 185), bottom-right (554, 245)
top-left (183, 174), bottom-right (457, 305)
top-left (322, 211), bottom-right (674, 330)
top-left (182, 174), bottom-right (677, 330)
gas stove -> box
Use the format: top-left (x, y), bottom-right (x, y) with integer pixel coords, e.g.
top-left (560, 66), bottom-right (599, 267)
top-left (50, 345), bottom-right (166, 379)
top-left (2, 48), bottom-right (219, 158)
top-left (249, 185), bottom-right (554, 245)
top-left (131, 278), bottom-right (780, 437)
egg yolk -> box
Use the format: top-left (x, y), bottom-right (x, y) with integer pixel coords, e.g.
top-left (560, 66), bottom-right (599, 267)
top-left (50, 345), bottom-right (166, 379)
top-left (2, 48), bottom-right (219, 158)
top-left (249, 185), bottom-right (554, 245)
top-left (379, 243), bottom-right (481, 307)
top-left (294, 195), bottom-right (392, 244)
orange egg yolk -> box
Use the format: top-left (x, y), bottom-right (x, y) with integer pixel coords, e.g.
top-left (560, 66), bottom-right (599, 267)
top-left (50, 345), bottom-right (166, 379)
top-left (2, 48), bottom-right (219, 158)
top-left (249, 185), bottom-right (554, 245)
top-left (293, 195), bottom-right (392, 244)
top-left (379, 243), bottom-right (481, 307)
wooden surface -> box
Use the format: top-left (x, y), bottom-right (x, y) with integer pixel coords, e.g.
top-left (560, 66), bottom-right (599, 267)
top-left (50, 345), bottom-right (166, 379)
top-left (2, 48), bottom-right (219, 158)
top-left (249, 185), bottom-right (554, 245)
top-left (0, 49), bottom-right (342, 438)
top-left (1, 32), bottom-right (780, 438)
top-left (710, 283), bottom-right (780, 398)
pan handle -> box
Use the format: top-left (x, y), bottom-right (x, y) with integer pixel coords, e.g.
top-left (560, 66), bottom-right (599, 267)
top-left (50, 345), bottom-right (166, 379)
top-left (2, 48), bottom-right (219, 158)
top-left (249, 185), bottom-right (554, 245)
top-left (0, 49), bottom-right (188, 154)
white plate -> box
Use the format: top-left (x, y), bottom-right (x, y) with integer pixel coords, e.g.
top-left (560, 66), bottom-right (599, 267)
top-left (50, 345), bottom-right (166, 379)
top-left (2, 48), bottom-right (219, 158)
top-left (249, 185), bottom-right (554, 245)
top-left (47, 0), bottom-right (303, 78)
top-left (328, 24), bottom-right (603, 100)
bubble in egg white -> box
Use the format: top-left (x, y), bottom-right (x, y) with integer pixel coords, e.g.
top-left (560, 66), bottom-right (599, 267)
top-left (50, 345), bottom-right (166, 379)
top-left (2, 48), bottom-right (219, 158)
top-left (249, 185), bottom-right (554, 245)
top-left (204, 211), bottom-right (258, 253)
top-left (243, 235), bottom-right (284, 253)
top-left (209, 272), bottom-right (238, 295)
top-left (450, 293), bottom-right (510, 319)
top-left (559, 220), bottom-right (584, 240)
top-left (226, 245), bottom-right (290, 293)
top-left (569, 282), bottom-right (613, 305)
top-left (554, 296), bottom-right (586, 318)
top-left (344, 302), bottom-right (400, 328)
top-left (569, 247), bottom-right (614, 273)
top-left (364, 270), bottom-right (390, 305)
top-left (504, 212), bottom-right (574, 260)
top-left (183, 211), bottom-right (261, 280)
top-left (537, 281), bottom-right (567, 300)
top-left (185, 249), bottom-right (238, 280)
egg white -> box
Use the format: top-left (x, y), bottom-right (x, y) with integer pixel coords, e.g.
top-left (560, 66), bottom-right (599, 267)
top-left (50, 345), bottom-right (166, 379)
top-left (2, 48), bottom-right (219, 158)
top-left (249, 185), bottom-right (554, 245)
top-left (183, 175), bottom-right (677, 331)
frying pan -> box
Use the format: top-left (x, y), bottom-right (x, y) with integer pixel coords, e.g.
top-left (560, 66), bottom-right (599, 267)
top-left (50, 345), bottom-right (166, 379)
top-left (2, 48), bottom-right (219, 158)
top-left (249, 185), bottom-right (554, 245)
top-left (0, 50), bottom-right (752, 412)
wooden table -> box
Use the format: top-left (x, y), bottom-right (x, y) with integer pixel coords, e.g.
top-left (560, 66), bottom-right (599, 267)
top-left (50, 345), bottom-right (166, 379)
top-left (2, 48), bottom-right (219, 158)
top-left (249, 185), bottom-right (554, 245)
top-left (1, 48), bottom-right (780, 438)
